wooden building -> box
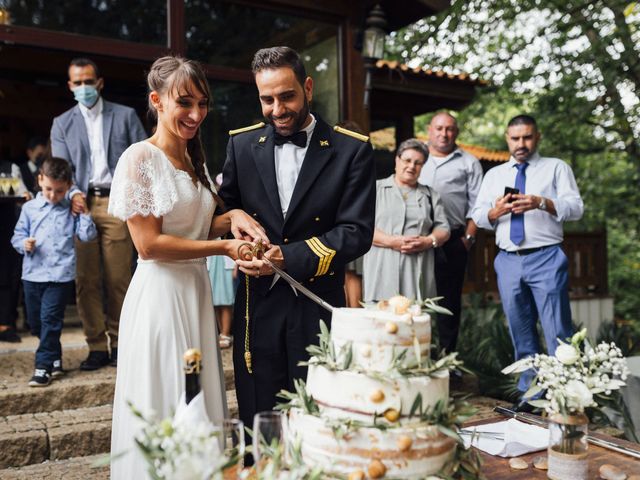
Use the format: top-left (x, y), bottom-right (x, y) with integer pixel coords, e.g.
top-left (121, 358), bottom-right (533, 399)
top-left (0, 0), bottom-right (454, 172)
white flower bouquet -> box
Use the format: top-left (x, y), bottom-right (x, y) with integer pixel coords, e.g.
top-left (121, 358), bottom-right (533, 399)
top-left (502, 328), bottom-right (630, 415)
top-left (130, 401), bottom-right (229, 480)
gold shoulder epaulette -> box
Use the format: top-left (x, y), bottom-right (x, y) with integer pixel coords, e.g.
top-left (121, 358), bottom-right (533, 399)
top-left (333, 125), bottom-right (369, 142)
top-left (229, 122), bottom-right (266, 136)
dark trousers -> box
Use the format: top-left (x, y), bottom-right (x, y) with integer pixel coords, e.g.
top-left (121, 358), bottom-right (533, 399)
top-left (0, 202), bottom-right (21, 329)
top-left (232, 278), bottom-right (344, 442)
top-left (23, 280), bottom-right (73, 369)
top-left (434, 228), bottom-right (469, 353)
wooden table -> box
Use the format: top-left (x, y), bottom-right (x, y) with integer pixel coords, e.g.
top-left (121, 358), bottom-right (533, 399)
top-left (468, 416), bottom-right (640, 478)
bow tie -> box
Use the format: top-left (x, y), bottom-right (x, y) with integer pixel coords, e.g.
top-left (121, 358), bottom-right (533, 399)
top-left (274, 130), bottom-right (307, 148)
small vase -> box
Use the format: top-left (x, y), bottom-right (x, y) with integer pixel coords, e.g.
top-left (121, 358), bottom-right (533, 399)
top-left (547, 413), bottom-right (588, 480)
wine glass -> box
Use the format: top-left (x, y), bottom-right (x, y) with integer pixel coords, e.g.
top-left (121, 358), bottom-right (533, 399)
top-left (221, 418), bottom-right (245, 478)
top-left (252, 411), bottom-right (285, 474)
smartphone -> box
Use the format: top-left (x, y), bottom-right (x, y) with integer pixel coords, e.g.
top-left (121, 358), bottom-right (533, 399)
top-left (504, 186), bottom-right (520, 196)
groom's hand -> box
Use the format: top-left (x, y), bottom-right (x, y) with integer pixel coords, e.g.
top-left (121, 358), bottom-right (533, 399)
top-left (229, 209), bottom-right (269, 245)
top-left (236, 244), bottom-right (284, 277)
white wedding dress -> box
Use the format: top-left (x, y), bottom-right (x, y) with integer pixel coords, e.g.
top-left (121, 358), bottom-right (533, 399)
top-left (108, 141), bottom-right (228, 479)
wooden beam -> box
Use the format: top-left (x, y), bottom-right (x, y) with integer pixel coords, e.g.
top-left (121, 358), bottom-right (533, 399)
top-left (168, 0), bottom-right (185, 54)
top-left (0, 25), bottom-right (167, 62)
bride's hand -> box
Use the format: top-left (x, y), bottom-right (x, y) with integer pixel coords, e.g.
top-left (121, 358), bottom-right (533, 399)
top-left (228, 209), bottom-right (269, 245)
top-left (229, 240), bottom-right (275, 278)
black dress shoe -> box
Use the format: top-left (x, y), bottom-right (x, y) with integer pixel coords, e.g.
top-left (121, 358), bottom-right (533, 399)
top-left (110, 347), bottom-right (117, 367)
top-left (512, 401), bottom-right (536, 413)
top-left (0, 326), bottom-right (22, 343)
top-left (80, 351), bottom-right (110, 371)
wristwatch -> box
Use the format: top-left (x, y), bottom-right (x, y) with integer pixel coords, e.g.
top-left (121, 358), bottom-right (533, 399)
top-left (464, 234), bottom-right (476, 245)
top-left (430, 235), bottom-right (438, 248)
top-left (538, 197), bottom-right (547, 211)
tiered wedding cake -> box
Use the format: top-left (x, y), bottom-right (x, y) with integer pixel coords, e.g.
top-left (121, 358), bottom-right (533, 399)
top-left (283, 296), bottom-right (460, 479)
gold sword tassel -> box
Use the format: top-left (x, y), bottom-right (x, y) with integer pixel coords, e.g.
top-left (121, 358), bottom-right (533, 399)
top-left (238, 241), bottom-right (266, 374)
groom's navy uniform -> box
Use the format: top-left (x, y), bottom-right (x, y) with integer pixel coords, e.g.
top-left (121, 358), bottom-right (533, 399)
top-left (220, 115), bottom-right (375, 431)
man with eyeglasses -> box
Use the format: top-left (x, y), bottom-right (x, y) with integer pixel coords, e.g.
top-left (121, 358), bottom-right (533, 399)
top-left (50, 58), bottom-right (146, 371)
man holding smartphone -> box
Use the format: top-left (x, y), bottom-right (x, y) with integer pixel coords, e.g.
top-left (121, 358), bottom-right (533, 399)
top-left (471, 114), bottom-right (583, 411)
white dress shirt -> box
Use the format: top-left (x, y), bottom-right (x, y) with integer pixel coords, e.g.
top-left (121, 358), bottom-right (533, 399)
top-left (471, 152), bottom-right (583, 251)
top-left (419, 147), bottom-right (483, 230)
top-left (274, 114), bottom-right (316, 218)
top-left (78, 97), bottom-right (112, 188)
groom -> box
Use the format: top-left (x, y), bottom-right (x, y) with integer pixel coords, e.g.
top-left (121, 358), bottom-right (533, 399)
top-left (219, 46), bottom-right (375, 433)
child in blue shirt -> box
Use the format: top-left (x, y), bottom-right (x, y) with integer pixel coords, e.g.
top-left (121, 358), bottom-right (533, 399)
top-left (11, 157), bottom-right (97, 387)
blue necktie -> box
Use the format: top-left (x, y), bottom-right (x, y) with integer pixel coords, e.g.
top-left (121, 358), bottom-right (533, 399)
top-left (510, 162), bottom-right (528, 245)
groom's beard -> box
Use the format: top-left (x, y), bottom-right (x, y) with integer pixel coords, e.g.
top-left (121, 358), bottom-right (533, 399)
top-left (267, 97), bottom-right (310, 137)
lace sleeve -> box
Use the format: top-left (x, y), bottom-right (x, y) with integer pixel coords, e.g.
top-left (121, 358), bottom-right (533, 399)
top-left (108, 142), bottom-right (179, 220)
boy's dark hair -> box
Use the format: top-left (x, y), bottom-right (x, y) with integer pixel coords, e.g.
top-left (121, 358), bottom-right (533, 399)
top-left (251, 47), bottom-right (307, 86)
top-left (27, 136), bottom-right (47, 151)
top-left (507, 114), bottom-right (537, 130)
top-left (40, 157), bottom-right (73, 183)
top-left (69, 57), bottom-right (100, 77)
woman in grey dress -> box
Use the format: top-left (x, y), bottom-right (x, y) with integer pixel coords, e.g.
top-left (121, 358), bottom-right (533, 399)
top-left (363, 139), bottom-right (450, 302)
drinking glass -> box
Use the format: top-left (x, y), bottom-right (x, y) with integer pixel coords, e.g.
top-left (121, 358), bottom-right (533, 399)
top-left (252, 411), bottom-right (285, 474)
top-left (221, 418), bottom-right (245, 478)
top-left (0, 173), bottom-right (8, 196)
top-left (9, 175), bottom-right (20, 195)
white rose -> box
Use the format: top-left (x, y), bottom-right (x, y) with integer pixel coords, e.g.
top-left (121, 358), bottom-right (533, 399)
top-left (555, 344), bottom-right (580, 365)
top-left (564, 379), bottom-right (593, 411)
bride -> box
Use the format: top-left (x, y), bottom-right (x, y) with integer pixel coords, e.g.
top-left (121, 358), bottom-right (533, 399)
top-left (108, 55), bottom-right (266, 478)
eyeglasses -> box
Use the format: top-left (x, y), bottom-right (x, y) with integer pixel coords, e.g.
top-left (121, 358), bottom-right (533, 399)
top-left (70, 79), bottom-right (97, 86)
top-left (399, 157), bottom-right (425, 167)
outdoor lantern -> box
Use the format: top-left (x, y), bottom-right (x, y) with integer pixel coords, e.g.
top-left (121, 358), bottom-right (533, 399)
top-left (363, 4), bottom-right (388, 110)
top-left (363, 4), bottom-right (388, 60)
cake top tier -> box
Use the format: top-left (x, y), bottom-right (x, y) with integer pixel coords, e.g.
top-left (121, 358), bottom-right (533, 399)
top-left (331, 297), bottom-right (430, 348)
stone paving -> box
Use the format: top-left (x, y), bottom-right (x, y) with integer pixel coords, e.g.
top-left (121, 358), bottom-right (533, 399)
top-left (0, 454), bottom-right (110, 480)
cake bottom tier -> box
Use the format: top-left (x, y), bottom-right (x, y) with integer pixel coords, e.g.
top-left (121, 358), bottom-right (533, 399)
top-left (288, 409), bottom-right (457, 479)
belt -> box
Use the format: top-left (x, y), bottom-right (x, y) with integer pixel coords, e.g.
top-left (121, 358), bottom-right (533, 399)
top-left (500, 244), bottom-right (560, 256)
top-left (88, 186), bottom-right (110, 197)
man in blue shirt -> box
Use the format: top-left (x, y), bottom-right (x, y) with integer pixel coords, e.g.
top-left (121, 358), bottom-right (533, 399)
top-left (12, 157), bottom-right (97, 386)
top-left (472, 115), bottom-right (584, 410)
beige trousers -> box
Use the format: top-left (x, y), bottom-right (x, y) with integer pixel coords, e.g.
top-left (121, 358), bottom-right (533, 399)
top-left (75, 195), bottom-right (132, 351)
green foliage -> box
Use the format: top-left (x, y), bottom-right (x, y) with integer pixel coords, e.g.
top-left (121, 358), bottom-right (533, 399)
top-left (596, 319), bottom-right (640, 356)
top-left (389, 0), bottom-right (640, 321)
top-left (456, 295), bottom-right (521, 402)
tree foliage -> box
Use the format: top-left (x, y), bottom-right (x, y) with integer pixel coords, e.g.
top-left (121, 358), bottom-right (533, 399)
top-left (388, 0), bottom-right (640, 319)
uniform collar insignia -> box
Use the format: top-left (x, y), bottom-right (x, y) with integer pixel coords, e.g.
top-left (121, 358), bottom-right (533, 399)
top-left (320, 140), bottom-right (329, 147)
top-left (258, 136), bottom-right (267, 143)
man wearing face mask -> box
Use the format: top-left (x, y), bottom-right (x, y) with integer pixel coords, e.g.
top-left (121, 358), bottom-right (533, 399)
top-left (50, 58), bottom-right (146, 371)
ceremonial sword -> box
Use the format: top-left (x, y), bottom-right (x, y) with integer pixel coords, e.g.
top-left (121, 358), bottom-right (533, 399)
top-left (494, 406), bottom-right (640, 459)
top-left (239, 241), bottom-right (335, 313)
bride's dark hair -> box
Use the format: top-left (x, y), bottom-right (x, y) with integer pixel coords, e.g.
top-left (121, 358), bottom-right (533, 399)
top-left (147, 55), bottom-right (222, 205)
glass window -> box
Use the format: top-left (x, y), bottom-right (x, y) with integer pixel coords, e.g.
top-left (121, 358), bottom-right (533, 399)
top-left (186, 1), bottom-right (340, 125)
top-left (2, 0), bottom-right (167, 45)
top-left (201, 81), bottom-right (262, 175)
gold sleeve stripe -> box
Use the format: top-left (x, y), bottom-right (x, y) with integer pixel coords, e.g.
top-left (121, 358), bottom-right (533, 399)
top-left (309, 238), bottom-right (332, 275)
top-left (305, 239), bottom-right (328, 276)
top-left (229, 122), bottom-right (266, 136)
top-left (305, 237), bottom-right (336, 276)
